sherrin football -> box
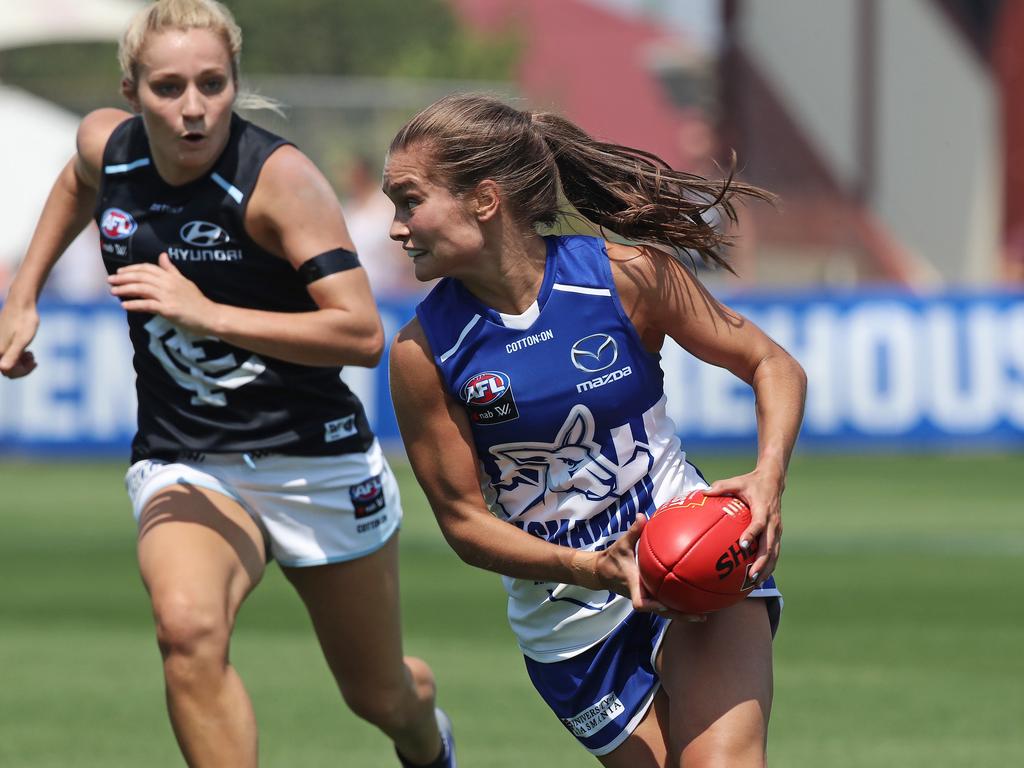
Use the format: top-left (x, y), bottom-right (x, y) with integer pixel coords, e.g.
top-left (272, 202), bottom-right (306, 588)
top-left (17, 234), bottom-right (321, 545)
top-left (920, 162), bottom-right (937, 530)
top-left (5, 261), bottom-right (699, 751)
top-left (637, 490), bottom-right (758, 614)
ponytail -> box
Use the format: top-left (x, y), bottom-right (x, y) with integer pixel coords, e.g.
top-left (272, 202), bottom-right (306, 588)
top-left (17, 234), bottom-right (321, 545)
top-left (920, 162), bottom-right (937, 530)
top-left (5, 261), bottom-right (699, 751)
top-left (390, 93), bottom-right (772, 271)
top-left (530, 111), bottom-right (772, 271)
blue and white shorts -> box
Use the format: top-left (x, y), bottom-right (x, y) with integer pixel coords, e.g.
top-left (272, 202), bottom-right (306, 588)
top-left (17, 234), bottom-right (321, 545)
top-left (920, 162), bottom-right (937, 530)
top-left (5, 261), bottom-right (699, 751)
top-left (524, 587), bottom-right (782, 756)
top-left (525, 610), bottom-right (670, 756)
top-left (124, 439), bottom-right (401, 567)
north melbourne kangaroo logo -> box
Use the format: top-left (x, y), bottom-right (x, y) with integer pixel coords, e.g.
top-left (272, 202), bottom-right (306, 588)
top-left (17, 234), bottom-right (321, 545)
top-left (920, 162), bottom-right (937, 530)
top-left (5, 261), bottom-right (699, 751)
top-left (488, 404), bottom-right (652, 519)
top-left (145, 316), bottom-right (267, 406)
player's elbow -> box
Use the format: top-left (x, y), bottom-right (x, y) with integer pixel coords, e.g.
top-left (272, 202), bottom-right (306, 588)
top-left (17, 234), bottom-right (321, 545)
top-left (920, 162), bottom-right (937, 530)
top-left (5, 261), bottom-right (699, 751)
top-left (336, 320), bottom-right (384, 367)
top-left (786, 353), bottom-right (808, 401)
top-left (438, 516), bottom-right (490, 569)
top-left (361, 324), bottom-right (386, 366)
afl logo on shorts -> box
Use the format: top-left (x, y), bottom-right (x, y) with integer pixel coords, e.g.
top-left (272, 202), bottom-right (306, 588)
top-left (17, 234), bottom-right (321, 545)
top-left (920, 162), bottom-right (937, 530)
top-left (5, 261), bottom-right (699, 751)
top-left (460, 371), bottom-right (519, 425)
top-left (100, 208), bottom-right (137, 240)
top-left (180, 220), bottom-right (231, 247)
top-left (350, 475), bottom-right (385, 519)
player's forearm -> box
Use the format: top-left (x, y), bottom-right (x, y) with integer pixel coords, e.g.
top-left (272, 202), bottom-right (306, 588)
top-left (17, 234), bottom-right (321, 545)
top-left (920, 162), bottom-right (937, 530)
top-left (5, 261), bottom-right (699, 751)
top-left (205, 303), bottom-right (384, 367)
top-left (435, 499), bottom-right (605, 590)
top-left (751, 348), bottom-right (807, 480)
top-left (7, 160), bottom-right (96, 305)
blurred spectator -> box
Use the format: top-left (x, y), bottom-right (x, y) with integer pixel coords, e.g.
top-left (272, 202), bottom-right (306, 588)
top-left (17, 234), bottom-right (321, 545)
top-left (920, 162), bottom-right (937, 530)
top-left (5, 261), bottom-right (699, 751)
top-left (339, 155), bottom-right (426, 299)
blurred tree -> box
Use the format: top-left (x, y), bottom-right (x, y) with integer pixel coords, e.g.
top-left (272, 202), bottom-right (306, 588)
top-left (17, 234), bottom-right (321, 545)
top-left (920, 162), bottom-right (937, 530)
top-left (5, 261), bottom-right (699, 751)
top-left (0, 0), bottom-right (518, 113)
top-left (230, 0), bottom-right (518, 80)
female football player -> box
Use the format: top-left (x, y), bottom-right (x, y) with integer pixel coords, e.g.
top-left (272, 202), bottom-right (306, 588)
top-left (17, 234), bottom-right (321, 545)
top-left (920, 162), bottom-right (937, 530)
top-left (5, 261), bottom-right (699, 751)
top-left (0, 2), bottom-right (454, 766)
top-left (386, 93), bottom-right (806, 766)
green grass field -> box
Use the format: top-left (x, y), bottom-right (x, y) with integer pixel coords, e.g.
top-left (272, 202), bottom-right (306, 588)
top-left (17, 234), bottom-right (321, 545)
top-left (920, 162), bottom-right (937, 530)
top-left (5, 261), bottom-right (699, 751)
top-left (1, 452), bottom-right (1022, 767)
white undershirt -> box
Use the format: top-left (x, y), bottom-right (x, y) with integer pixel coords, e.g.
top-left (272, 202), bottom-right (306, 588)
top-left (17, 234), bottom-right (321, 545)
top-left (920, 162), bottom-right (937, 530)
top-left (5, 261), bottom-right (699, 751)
top-left (497, 300), bottom-right (540, 330)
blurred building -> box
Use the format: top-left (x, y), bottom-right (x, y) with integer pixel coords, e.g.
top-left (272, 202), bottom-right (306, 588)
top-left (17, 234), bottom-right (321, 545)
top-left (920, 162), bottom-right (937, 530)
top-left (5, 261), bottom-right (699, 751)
top-left (719, 0), bottom-right (1021, 287)
top-left (450, 0), bottom-right (1024, 288)
top-left (448, 0), bottom-right (713, 174)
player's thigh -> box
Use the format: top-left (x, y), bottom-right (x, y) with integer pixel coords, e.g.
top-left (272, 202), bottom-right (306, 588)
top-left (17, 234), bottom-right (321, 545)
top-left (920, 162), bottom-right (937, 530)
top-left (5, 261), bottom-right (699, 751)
top-left (597, 689), bottom-right (670, 768)
top-left (281, 531), bottom-right (406, 692)
top-left (137, 483), bottom-right (268, 628)
top-left (660, 599), bottom-right (773, 765)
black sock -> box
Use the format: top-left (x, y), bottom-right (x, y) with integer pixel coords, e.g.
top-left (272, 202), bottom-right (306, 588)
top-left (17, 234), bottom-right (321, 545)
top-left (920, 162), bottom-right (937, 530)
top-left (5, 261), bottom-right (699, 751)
top-left (395, 740), bottom-right (447, 768)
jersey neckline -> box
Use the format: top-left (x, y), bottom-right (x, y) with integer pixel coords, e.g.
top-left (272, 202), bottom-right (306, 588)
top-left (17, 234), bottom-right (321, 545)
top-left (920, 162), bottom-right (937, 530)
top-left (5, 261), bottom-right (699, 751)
top-left (457, 235), bottom-right (559, 332)
top-left (135, 113), bottom-right (241, 192)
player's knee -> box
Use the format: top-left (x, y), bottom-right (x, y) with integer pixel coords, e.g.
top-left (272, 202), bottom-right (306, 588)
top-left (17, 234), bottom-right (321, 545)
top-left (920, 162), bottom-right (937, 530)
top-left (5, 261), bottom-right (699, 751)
top-left (682, 716), bottom-right (767, 768)
top-left (404, 656), bottom-right (437, 702)
top-left (685, 748), bottom-right (766, 768)
top-left (344, 685), bottom-right (411, 731)
top-left (152, 592), bottom-right (230, 664)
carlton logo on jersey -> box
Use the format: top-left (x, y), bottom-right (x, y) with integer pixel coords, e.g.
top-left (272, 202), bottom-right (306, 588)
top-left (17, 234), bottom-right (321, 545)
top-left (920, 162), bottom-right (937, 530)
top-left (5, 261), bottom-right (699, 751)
top-left (570, 333), bottom-right (618, 372)
top-left (180, 220), bottom-right (231, 247)
top-left (460, 371), bottom-right (519, 425)
top-left (100, 208), bottom-right (137, 240)
top-left (144, 316), bottom-right (267, 406)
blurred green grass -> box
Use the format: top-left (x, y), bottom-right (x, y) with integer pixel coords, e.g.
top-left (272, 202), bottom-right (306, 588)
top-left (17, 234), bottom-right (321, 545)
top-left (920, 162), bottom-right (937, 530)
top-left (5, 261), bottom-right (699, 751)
top-left (0, 453), bottom-right (1021, 767)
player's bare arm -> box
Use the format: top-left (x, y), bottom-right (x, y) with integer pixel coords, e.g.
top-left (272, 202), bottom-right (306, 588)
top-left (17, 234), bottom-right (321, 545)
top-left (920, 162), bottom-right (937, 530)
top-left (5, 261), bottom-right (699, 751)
top-left (107, 144), bottom-right (384, 367)
top-left (0, 109), bottom-right (130, 378)
top-left (390, 318), bottom-right (652, 601)
top-left (610, 241), bottom-right (807, 583)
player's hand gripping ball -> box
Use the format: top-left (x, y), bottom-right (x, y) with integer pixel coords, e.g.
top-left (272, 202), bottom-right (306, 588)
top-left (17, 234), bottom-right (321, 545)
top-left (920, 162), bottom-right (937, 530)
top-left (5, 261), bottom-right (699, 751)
top-left (637, 490), bottom-right (758, 615)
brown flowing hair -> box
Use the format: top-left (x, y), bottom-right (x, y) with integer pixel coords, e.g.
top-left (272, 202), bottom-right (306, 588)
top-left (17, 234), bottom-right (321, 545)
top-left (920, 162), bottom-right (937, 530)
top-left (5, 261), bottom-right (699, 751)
top-left (389, 93), bottom-right (773, 271)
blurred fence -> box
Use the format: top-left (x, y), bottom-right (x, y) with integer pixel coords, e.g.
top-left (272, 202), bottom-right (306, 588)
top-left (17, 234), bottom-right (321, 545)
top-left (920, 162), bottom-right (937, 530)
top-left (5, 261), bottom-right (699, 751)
top-left (1, 289), bottom-right (1023, 458)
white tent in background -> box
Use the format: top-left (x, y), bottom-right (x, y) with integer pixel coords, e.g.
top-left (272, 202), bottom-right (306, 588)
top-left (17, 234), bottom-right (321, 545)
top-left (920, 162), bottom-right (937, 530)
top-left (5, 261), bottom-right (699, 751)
top-left (0, 0), bottom-right (143, 49)
top-left (0, 84), bottom-right (110, 299)
top-left (0, 0), bottom-right (142, 296)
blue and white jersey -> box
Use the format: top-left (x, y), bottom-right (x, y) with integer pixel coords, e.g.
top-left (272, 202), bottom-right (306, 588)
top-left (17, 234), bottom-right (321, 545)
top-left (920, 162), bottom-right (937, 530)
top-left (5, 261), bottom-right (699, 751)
top-left (416, 235), bottom-right (704, 662)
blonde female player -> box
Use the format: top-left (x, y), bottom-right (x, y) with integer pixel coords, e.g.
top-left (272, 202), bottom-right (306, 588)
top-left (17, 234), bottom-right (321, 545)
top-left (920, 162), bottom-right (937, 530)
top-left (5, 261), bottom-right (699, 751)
top-left (386, 94), bottom-right (806, 766)
top-left (0, 2), bottom-right (454, 766)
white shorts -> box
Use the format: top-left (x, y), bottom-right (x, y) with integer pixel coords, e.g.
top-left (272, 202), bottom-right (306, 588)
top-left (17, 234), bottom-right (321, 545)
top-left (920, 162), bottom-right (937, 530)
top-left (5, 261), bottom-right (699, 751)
top-left (124, 440), bottom-right (402, 567)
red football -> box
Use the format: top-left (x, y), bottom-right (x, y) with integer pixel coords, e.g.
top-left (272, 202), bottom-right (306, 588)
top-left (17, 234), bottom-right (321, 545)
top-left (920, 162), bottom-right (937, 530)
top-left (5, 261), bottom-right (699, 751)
top-left (637, 490), bottom-right (758, 614)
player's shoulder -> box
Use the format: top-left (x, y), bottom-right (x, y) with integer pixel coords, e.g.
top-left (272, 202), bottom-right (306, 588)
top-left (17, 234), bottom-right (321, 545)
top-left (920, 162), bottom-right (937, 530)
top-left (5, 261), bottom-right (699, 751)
top-left (390, 316), bottom-right (441, 388)
top-left (77, 108), bottom-right (133, 161)
top-left (257, 143), bottom-right (326, 190)
top-left (393, 315), bottom-right (428, 351)
top-left (606, 240), bottom-right (694, 297)
top-left (75, 108), bottom-right (134, 186)
top-left (247, 142), bottom-right (350, 250)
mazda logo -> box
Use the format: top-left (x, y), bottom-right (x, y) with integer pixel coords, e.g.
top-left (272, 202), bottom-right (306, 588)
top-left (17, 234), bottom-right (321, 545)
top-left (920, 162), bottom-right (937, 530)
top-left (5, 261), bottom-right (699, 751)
top-left (180, 220), bottom-right (231, 247)
top-left (570, 334), bottom-right (618, 372)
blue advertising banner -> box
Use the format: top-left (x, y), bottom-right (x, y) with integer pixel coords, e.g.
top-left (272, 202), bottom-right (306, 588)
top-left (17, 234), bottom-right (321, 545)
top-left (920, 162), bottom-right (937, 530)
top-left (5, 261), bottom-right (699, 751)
top-left (2, 290), bottom-right (1022, 457)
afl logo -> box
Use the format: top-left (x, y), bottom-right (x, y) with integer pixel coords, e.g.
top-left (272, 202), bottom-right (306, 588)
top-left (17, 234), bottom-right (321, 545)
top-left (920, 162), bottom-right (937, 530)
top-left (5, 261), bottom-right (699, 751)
top-left (100, 208), bottom-right (137, 240)
top-left (352, 477), bottom-right (383, 503)
top-left (350, 474), bottom-right (385, 518)
top-left (570, 333), bottom-right (618, 373)
top-left (461, 371), bottom-right (511, 405)
top-left (180, 220), bottom-right (231, 247)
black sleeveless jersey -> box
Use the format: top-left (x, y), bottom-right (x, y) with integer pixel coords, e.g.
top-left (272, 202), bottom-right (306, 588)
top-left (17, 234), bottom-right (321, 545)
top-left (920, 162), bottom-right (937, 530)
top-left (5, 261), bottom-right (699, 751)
top-left (95, 113), bottom-right (374, 462)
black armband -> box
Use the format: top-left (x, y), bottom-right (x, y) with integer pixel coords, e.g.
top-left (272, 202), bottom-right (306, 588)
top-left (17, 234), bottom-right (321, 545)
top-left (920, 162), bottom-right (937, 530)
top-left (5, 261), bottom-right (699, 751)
top-left (297, 248), bottom-right (360, 284)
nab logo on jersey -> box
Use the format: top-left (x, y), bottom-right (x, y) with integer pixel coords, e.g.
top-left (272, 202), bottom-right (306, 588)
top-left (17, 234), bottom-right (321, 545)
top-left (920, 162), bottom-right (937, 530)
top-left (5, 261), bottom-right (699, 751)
top-left (100, 208), bottom-right (137, 240)
top-left (460, 371), bottom-right (519, 425)
top-left (180, 220), bottom-right (231, 247)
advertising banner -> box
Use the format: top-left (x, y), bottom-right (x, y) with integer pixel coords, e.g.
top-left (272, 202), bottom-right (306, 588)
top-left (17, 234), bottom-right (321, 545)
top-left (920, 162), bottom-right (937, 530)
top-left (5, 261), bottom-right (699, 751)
top-left (2, 290), bottom-right (1022, 456)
